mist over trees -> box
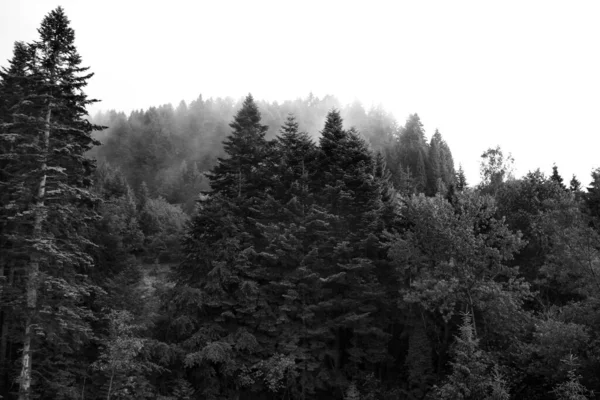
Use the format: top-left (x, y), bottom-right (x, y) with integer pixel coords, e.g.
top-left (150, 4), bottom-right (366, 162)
top-left (89, 94), bottom-right (456, 211)
top-left (3, 6), bottom-right (600, 400)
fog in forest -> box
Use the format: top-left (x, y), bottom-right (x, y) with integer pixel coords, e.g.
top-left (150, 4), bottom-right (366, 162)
top-left (3, 2), bottom-right (600, 400)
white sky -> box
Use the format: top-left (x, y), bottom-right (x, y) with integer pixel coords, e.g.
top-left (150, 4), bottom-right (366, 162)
top-left (1, 0), bottom-right (599, 185)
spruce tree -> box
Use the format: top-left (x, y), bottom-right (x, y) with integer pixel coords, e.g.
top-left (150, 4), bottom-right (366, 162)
top-left (398, 114), bottom-right (428, 193)
top-left (170, 100), bottom-right (299, 398)
top-left (438, 135), bottom-right (456, 187)
top-left (570, 175), bottom-right (582, 193)
top-left (0, 7), bottom-right (102, 399)
top-left (374, 151), bottom-right (396, 227)
top-left (207, 93), bottom-right (270, 199)
top-left (304, 110), bottom-right (390, 395)
top-left (551, 164), bottom-right (567, 190)
top-left (435, 313), bottom-right (510, 400)
top-left (456, 164), bottom-right (468, 191)
top-left (274, 114), bottom-right (317, 206)
top-left (260, 114), bottom-right (323, 397)
top-left (427, 132), bottom-right (442, 195)
top-left (584, 168), bottom-right (600, 230)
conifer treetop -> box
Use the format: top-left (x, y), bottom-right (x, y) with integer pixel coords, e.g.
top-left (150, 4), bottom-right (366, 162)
top-left (228, 94), bottom-right (267, 136)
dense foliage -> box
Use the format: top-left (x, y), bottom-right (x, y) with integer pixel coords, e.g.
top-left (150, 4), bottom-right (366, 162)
top-left (2, 7), bottom-right (600, 400)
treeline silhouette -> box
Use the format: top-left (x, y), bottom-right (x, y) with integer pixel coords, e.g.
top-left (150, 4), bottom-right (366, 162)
top-left (4, 7), bottom-right (600, 400)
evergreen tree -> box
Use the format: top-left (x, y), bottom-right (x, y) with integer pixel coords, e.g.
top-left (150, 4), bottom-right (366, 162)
top-left (207, 94), bottom-right (270, 199)
top-left (273, 114), bottom-right (317, 206)
top-left (426, 131), bottom-right (442, 195)
top-left (0, 41), bottom-right (39, 394)
top-left (397, 114), bottom-right (428, 193)
top-left (456, 164), bottom-right (468, 191)
top-left (584, 168), bottom-right (600, 229)
top-left (302, 110), bottom-right (391, 395)
top-left (552, 355), bottom-right (591, 400)
top-left (551, 164), bottom-right (567, 190)
top-left (92, 310), bottom-right (161, 399)
top-left (438, 136), bottom-right (456, 187)
top-left (374, 151), bottom-right (396, 228)
top-left (0, 7), bottom-right (103, 399)
top-left (435, 313), bottom-right (510, 400)
top-left (426, 129), bottom-right (455, 195)
top-left (570, 175), bottom-right (582, 193)
top-left (168, 99), bottom-right (294, 398)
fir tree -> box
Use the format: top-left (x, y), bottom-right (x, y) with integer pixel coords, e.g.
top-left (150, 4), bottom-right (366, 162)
top-left (551, 164), bottom-right (567, 190)
top-left (0, 7), bottom-right (103, 399)
top-left (398, 114), bottom-right (428, 193)
top-left (304, 111), bottom-right (390, 395)
top-left (427, 132), bottom-right (442, 195)
top-left (207, 94), bottom-right (270, 199)
top-left (584, 168), bottom-right (600, 227)
top-left (274, 114), bottom-right (317, 206)
top-left (570, 175), bottom-right (582, 193)
top-left (552, 355), bottom-right (591, 400)
top-left (374, 151), bottom-right (396, 228)
top-left (438, 135), bottom-right (456, 187)
top-left (435, 313), bottom-right (510, 400)
top-left (169, 106), bottom-right (301, 398)
top-left (456, 164), bottom-right (468, 191)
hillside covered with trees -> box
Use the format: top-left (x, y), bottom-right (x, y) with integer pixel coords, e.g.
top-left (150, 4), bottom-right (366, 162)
top-left (2, 7), bottom-right (600, 400)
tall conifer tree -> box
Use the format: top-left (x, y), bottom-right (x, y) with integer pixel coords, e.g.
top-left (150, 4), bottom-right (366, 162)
top-left (398, 114), bottom-right (428, 193)
top-left (456, 164), bottom-right (468, 191)
top-left (427, 132), bottom-right (442, 195)
top-left (208, 94), bottom-right (270, 199)
top-left (551, 164), bottom-right (567, 190)
top-left (0, 7), bottom-right (102, 399)
top-left (299, 110), bottom-right (390, 394)
top-left (570, 174), bottom-right (582, 193)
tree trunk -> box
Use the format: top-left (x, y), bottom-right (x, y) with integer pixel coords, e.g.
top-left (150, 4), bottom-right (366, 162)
top-left (0, 259), bottom-right (12, 393)
top-left (106, 368), bottom-right (114, 400)
top-left (18, 107), bottom-right (51, 400)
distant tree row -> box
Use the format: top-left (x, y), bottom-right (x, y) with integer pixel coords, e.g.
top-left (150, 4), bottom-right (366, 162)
top-left (90, 95), bottom-right (456, 211)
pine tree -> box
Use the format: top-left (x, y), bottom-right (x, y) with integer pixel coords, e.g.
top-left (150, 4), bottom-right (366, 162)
top-left (0, 7), bottom-right (103, 399)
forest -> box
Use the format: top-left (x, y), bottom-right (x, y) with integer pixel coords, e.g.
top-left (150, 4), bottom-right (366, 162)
top-left (2, 7), bottom-right (600, 400)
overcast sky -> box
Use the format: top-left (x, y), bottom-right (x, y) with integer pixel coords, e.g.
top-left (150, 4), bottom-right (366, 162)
top-left (1, 0), bottom-right (599, 185)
